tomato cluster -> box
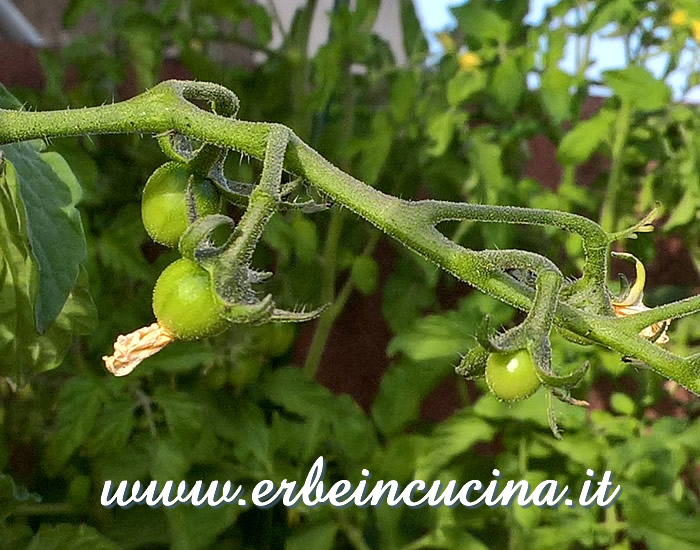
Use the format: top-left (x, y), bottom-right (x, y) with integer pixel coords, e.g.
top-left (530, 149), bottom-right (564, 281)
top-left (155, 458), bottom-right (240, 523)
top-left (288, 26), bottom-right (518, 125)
top-left (142, 162), bottom-right (228, 340)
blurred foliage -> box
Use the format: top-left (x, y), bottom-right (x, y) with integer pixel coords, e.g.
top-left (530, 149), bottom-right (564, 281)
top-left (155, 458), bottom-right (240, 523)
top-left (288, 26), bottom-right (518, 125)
top-left (0, 0), bottom-right (699, 548)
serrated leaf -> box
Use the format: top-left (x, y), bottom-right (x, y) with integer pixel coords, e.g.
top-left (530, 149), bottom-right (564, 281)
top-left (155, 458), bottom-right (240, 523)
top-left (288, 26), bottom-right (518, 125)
top-left (0, 142), bottom-right (87, 333)
top-left (603, 66), bottom-right (670, 111)
top-left (557, 110), bottom-right (616, 165)
top-left (164, 505), bottom-right (239, 550)
top-left (27, 524), bottom-right (122, 550)
top-left (490, 57), bottom-right (523, 113)
top-left (540, 68), bottom-right (573, 125)
top-left (415, 411), bottom-right (495, 480)
top-left (447, 69), bottom-right (487, 107)
top-left (261, 367), bottom-right (374, 460)
top-left (0, 474), bottom-right (41, 522)
top-left (400, 0), bottom-right (428, 57)
top-left (153, 387), bottom-right (205, 446)
top-left (286, 522), bottom-right (338, 550)
top-left (372, 359), bottom-right (453, 435)
top-left (451, 4), bottom-right (511, 43)
top-left (426, 110), bottom-right (457, 157)
top-left (45, 375), bottom-right (106, 474)
top-left (87, 400), bottom-right (135, 457)
top-left (623, 488), bottom-right (700, 549)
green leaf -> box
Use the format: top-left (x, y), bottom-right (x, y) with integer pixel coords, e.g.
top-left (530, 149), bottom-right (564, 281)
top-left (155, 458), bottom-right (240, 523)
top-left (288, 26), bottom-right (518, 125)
top-left (164, 505), bottom-right (239, 550)
top-left (390, 71), bottom-right (418, 123)
top-left (623, 488), bottom-right (700, 549)
top-left (354, 111), bottom-right (394, 185)
top-left (372, 359), bottom-right (453, 436)
top-left (291, 212), bottom-right (319, 264)
top-left (45, 375), bottom-right (106, 474)
top-left (557, 110), bottom-right (616, 165)
top-left (0, 142), bottom-right (88, 333)
top-left (63, 0), bottom-right (105, 28)
top-left (415, 411), bottom-right (495, 480)
top-left (261, 367), bottom-right (375, 460)
top-left (468, 133), bottom-right (504, 189)
top-left (664, 188), bottom-right (699, 230)
top-left (540, 68), bottom-right (573, 125)
top-left (451, 4), bottom-right (511, 43)
top-left (87, 399), bottom-right (135, 457)
top-left (0, 84), bottom-right (22, 109)
top-left (603, 66), bottom-right (671, 111)
top-left (0, 206), bottom-right (96, 383)
top-left (447, 69), bottom-right (487, 107)
top-left (426, 110), bottom-right (457, 157)
top-left (0, 474), bottom-right (41, 522)
top-left (138, 341), bottom-right (215, 375)
top-left (400, 0), bottom-right (428, 58)
top-left (489, 57), bottom-right (523, 113)
top-left (153, 387), bottom-right (205, 448)
top-left (610, 392), bottom-right (636, 416)
top-left (286, 522), bottom-right (338, 550)
top-left (123, 23), bottom-right (162, 90)
top-left (150, 438), bottom-right (189, 483)
top-left (351, 255), bottom-right (379, 295)
top-left (27, 524), bottom-right (122, 550)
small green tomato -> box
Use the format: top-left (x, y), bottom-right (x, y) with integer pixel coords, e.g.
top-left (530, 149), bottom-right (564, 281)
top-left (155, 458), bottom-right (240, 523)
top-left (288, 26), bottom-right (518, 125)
top-left (153, 258), bottom-right (229, 340)
top-left (142, 162), bottom-right (221, 247)
top-left (485, 349), bottom-right (541, 402)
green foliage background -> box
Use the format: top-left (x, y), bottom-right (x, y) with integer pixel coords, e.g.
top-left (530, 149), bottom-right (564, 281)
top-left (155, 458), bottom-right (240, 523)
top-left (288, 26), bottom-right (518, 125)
top-left (0, 0), bottom-right (699, 548)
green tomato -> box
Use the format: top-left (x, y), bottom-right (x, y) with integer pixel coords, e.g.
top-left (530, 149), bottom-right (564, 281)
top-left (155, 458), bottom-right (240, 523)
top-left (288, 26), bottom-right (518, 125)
top-left (152, 258), bottom-right (229, 340)
top-left (142, 162), bottom-right (221, 247)
top-left (485, 349), bottom-right (541, 402)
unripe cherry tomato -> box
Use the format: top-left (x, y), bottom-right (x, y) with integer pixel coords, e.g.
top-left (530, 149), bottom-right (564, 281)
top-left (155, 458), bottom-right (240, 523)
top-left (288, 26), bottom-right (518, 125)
top-left (152, 258), bottom-right (229, 340)
top-left (485, 349), bottom-right (541, 402)
top-left (142, 162), bottom-right (221, 248)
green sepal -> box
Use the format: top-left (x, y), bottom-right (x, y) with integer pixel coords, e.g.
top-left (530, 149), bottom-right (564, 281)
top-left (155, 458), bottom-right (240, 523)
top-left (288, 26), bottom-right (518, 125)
top-left (156, 132), bottom-right (193, 163)
top-left (178, 214), bottom-right (235, 264)
top-left (455, 344), bottom-right (489, 379)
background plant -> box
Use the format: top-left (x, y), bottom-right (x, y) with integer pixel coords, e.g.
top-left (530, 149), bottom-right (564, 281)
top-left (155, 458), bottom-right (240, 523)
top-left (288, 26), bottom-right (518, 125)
top-left (0, 1), bottom-right (698, 549)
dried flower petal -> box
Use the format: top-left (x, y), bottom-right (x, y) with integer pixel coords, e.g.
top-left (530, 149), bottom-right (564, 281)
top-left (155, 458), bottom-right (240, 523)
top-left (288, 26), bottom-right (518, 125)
top-left (612, 253), bottom-right (670, 344)
top-left (613, 302), bottom-right (670, 344)
top-left (102, 323), bottom-right (175, 377)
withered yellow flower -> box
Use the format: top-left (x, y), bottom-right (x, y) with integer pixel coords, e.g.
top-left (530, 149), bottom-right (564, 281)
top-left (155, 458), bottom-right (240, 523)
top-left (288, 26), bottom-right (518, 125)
top-left (103, 323), bottom-right (175, 377)
top-left (458, 51), bottom-right (482, 71)
top-left (612, 254), bottom-right (670, 344)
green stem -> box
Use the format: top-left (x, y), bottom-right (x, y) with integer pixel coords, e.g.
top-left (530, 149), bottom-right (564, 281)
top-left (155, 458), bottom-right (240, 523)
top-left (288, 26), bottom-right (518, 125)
top-left (303, 208), bottom-right (345, 377)
top-left (12, 502), bottom-right (77, 516)
top-left (0, 80), bottom-right (698, 392)
top-left (599, 102), bottom-right (631, 232)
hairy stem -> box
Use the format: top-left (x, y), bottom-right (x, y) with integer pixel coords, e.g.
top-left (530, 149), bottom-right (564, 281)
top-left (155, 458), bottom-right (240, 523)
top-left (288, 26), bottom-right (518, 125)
top-left (1, 80), bottom-right (698, 392)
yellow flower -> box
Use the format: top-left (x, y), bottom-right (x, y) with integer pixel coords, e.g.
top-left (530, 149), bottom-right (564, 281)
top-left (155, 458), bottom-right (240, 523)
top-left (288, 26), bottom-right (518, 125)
top-left (103, 322), bottom-right (175, 376)
top-left (612, 254), bottom-right (670, 344)
top-left (458, 51), bottom-right (481, 71)
top-left (692, 19), bottom-right (700, 41)
top-left (671, 9), bottom-right (689, 27)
